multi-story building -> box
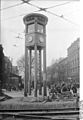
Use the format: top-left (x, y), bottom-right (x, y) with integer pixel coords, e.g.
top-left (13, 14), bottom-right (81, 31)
top-left (58, 57), bottom-right (68, 83)
top-left (3, 56), bottom-right (22, 90)
top-left (12, 66), bottom-right (19, 75)
top-left (67, 38), bottom-right (80, 84)
top-left (46, 38), bottom-right (80, 87)
top-left (0, 45), bottom-right (4, 93)
top-left (3, 56), bottom-right (12, 89)
top-left (57, 38), bottom-right (80, 85)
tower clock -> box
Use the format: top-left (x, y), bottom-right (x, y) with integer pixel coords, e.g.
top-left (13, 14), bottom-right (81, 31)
top-left (23, 13), bottom-right (48, 97)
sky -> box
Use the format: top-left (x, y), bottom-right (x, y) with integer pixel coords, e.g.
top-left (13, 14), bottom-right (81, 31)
top-left (1, 0), bottom-right (80, 66)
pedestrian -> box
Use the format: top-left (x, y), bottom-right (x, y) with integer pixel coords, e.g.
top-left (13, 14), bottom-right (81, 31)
top-left (76, 95), bottom-right (79, 110)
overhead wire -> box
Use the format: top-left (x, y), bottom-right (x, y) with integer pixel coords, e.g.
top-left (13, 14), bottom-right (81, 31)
top-left (0, 2), bottom-right (24, 11)
top-left (1, 0), bottom-right (79, 26)
top-left (1, 10), bottom-right (40, 21)
top-left (0, 0), bottom-right (40, 11)
top-left (25, 1), bottom-right (71, 10)
top-left (45, 1), bottom-right (71, 9)
top-left (8, 30), bottom-right (24, 35)
top-left (60, 16), bottom-right (79, 26)
top-left (46, 10), bottom-right (79, 26)
top-left (0, 1), bottom-right (71, 11)
top-left (27, 2), bottom-right (41, 9)
top-left (20, 1), bottom-right (79, 26)
top-left (39, 1), bottom-right (71, 10)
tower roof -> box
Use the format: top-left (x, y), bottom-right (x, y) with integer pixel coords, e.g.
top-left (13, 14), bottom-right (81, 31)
top-left (23, 13), bottom-right (48, 25)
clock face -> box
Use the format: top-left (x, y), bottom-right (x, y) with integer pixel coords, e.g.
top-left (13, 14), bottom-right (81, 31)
top-left (39, 36), bottom-right (44, 43)
top-left (28, 36), bottom-right (33, 42)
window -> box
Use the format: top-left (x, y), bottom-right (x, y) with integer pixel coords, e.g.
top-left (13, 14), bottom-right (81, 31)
top-left (37, 24), bottom-right (44, 33)
top-left (28, 24), bottom-right (35, 33)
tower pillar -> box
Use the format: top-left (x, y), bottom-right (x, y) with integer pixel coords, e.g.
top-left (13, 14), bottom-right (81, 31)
top-left (43, 47), bottom-right (47, 96)
top-left (34, 45), bottom-right (37, 97)
top-left (28, 49), bottom-right (32, 95)
top-left (24, 47), bottom-right (28, 97)
top-left (39, 49), bottom-right (42, 95)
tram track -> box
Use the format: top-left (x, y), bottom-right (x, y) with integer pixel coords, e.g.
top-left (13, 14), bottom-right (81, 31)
top-left (0, 108), bottom-right (79, 120)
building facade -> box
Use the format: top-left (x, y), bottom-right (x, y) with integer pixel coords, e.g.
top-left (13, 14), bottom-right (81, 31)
top-left (3, 56), bottom-right (12, 89)
top-left (0, 45), bottom-right (4, 93)
top-left (67, 38), bottom-right (80, 84)
top-left (46, 38), bottom-right (80, 86)
top-left (58, 57), bottom-right (68, 83)
top-left (3, 56), bottom-right (22, 90)
top-left (57, 38), bottom-right (80, 85)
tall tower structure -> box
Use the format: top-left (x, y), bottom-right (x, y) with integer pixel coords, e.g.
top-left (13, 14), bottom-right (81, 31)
top-left (23, 13), bottom-right (48, 97)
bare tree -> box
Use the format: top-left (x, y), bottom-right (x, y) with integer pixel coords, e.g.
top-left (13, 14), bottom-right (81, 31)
top-left (17, 55), bottom-right (25, 77)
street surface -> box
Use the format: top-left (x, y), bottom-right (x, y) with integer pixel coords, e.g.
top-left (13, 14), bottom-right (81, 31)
top-left (0, 90), bottom-right (80, 120)
top-left (3, 88), bottom-right (49, 98)
top-left (3, 90), bottom-right (24, 98)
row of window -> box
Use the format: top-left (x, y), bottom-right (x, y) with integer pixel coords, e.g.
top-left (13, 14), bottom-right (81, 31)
top-left (26, 16), bottom-right (45, 23)
top-left (69, 67), bottom-right (79, 74)
top-left (68, 57), bottom-right (79, 68)
top-left (27, 23), bottom-right (44, 34)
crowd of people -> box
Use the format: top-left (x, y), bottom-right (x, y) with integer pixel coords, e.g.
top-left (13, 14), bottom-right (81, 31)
top-left (47, 83), bottom-right (79, 101)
